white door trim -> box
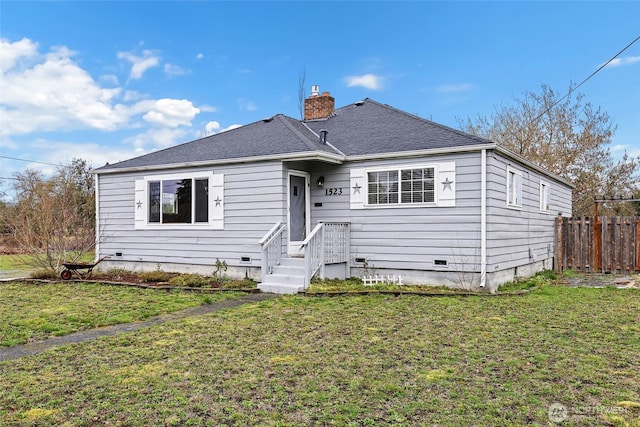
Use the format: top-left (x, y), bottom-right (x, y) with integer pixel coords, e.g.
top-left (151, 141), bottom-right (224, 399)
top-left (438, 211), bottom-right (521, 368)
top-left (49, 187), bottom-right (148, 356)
top-left (287, 170), bottom-right (310, 256)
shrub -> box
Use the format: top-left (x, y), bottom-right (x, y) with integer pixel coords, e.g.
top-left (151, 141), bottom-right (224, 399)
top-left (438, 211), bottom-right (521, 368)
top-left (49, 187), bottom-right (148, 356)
top-left (139, 271), bottom-right (176, 283)
top-left (221, 279), bottom-right (256, 289)
top-left (30, 269), bottom-right (57, 279)
top-left (168, 274), bottom-right (210, 288)
top-left (91, 268), bottom-right (132, 280)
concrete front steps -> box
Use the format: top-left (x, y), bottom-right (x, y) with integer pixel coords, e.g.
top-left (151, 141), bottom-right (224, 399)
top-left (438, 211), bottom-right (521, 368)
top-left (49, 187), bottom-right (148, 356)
top-left (258, 257), bottom-right (307, 294)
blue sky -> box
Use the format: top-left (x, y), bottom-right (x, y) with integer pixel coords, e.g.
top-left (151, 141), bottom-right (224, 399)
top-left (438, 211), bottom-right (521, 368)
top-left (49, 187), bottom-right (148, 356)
top-left (1, 1), bottom-right (639, 198)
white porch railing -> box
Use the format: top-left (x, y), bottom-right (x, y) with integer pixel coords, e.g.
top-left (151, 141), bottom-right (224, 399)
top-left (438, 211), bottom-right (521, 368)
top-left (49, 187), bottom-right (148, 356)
top-left (259, 222), bottom-right (286, 282)
top-left (301, 221), bottom-right (350, 285)
top-left (259, 221), bottom-right (350, 288)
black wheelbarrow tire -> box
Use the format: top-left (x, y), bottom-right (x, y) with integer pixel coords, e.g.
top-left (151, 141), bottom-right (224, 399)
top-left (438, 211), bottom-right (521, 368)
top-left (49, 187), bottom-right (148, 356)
top-left (60, 269), bottom-right (72, 280)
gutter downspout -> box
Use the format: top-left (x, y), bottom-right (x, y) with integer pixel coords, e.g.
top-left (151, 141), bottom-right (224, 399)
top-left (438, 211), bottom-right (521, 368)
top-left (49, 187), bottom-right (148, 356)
top-left (94, 173), bottom-right (100, 263)
top-left (480, 149), bottom-right (487, 289)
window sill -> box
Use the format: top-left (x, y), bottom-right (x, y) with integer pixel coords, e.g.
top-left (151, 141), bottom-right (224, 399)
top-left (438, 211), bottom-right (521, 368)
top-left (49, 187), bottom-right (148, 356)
top-left (135, 221), bottom-right (223, 231)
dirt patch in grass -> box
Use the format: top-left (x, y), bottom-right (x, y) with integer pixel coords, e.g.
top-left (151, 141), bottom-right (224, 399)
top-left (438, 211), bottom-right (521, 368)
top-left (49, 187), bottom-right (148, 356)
top-left (556, 272), bottom-right (639, 289)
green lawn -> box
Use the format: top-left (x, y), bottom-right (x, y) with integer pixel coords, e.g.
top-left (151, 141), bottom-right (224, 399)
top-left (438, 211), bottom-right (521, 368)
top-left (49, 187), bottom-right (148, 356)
top-left (1, 285), bottom-right (638, 426)
top-left (0, 254), bottom-right (32, 271)
top-left (0, 252), bottom-right (96, 276)
top-left (0, 282), bottom-right (240, 346)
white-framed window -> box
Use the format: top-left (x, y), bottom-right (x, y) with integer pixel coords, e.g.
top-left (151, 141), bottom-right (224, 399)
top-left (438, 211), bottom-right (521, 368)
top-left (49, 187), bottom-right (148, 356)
top-left (540, 181), bottom-right (550, 213)
top-left (135, 171), bottom-right (224, 230)
top-left (148, 177), bottom-right (209, 224)
top-left (366, 166), bottom-right (436, 206)
top-left (506, 167), bottom-right (522, 209)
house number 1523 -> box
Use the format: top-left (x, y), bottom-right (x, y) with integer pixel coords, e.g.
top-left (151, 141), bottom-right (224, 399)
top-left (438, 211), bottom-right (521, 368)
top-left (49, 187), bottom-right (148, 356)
top-left (325, 188), bottom-right (343, 196)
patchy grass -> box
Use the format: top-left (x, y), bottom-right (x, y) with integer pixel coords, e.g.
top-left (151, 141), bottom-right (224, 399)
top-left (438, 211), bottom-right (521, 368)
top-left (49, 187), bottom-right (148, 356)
top-left (308, 277), bottom-right (470, 294)
top-left (309, 271), bottom-right (556, 294)
top-left (0, 254), bottom-right (31, 271)
top-left (497, 270), bottom-right (557, 292)
top-left (0, 282), bottom-right (240, 347)
top-left (1, 286), bottom-right (638, 426)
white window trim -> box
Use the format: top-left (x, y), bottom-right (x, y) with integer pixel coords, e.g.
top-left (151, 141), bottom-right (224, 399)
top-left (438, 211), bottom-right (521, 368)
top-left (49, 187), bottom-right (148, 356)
top-left (539, 180), bottom-right (551, 213)
top-left (137, 171), bottom-right (222, 230)
top-left (363, 163), bottom-right (439, 208)
top-left (506, 166), bottom-right (523, 210)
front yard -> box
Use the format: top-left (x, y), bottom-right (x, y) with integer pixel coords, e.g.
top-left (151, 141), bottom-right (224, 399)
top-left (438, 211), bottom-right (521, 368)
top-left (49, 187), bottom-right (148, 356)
top-left (0, 282), bottom-right (638, 426)
top-left (0, 282), bottom-right (240, 347)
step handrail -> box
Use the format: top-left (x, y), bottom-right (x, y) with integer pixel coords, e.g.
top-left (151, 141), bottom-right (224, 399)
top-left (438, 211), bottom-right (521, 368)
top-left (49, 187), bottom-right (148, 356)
top-left (259, 222), bottom-right (286, 282)
top-left (301, 222), bottom-right (325, 285)
top-left (259, 221), bottom-right (285, 245)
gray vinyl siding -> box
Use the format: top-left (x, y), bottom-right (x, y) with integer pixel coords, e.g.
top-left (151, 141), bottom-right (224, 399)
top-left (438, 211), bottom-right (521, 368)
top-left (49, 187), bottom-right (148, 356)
top-left (485, 152), bottom-right (572, 271)
top-left (307, 152), bottom-right (483, 273)
top-left (97, 161), bottom-right (286, 269)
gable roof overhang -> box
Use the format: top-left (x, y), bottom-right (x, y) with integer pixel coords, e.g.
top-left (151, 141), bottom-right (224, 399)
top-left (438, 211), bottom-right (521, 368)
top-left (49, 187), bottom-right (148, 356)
top-left (345, 142), bottom-right (573, 189)
top-left (94, 142), bottom-right (573, 189)
top-left (494, 145), bottom-right (575, 189)
top-left (94, 150), bottom-right (345, 175)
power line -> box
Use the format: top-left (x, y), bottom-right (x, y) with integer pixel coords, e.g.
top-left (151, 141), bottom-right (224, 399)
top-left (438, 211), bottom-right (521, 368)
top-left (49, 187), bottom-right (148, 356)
top-left (529, 35), bottom-right (640, 125)
top-left (0, 155), bottom-right (63, 167)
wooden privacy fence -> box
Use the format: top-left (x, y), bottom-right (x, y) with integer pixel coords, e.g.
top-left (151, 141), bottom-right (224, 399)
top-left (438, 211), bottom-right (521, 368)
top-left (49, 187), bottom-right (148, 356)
top-left (555, 216), bottom-right (640, 274)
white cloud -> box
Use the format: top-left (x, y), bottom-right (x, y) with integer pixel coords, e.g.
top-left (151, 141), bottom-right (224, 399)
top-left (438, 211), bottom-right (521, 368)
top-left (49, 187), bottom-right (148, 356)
top-left (99, 74), bottom-right (119, 86)
top-left (142, 99), bottom-right (200, 128)
top-left (28, 139), bottom-right (140, 170)
top-left (221, 124), bottom-right (241, 133)
top-left (123, 90), bottom-right (145, 102)
top-left (124, 127), bottom-right (190, 150)
top-left (203, 121), bottom-right (241, 137)
top-left (196, 53), bottom-right (204, 60)
top-left (199, 104), bottom-right (218, 113)
top-left (0, 38), bottom-right (204, 140)
top-left (435, 83), bottom-right (474, 93)
top-left (117, 49), bottom-right (160, 79)
top-left (204, 121), bottom-right (220, 136)
top-left (605, 56), bottom-right (640, 68)
top-left (610, 144), bottom-right (628, 152)
top-left (345, 73), bottom-right (383, 90)
top-left (0, 37), bottom-right (37, 73)
top-left (1, 41), bottom-right (131, 135)
top-left (237, 98), bottom-right (257, 112)
top-left (164, 63), bottom-right (189, 76)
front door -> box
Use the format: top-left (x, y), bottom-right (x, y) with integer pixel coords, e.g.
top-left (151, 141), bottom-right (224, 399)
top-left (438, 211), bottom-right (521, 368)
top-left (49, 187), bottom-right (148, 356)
top-left (288, 171), bottom-right (310, 256)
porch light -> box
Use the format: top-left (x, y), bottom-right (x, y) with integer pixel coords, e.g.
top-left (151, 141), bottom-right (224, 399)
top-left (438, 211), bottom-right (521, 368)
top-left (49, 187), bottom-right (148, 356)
top-left (316, 176), bottom-right (325, 188)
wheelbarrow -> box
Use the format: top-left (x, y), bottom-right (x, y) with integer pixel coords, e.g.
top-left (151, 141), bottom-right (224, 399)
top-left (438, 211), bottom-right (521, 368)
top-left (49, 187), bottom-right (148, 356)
top-left (60, 256), bottom-right (110, 280)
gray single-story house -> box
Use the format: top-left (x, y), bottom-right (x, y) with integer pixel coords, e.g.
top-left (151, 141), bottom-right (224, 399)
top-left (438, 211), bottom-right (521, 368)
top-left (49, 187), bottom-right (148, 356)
top-left (93, 87), bottom-right (573, 293)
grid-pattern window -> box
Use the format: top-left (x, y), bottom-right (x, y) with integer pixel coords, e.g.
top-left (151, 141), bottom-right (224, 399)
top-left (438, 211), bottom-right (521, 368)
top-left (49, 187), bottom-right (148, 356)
top-left (368, 170), bottom-right (398, 205)
top-left (367, 167), bottom-right (435, 206)
top-left (401, 168), bottom-right (435, 203)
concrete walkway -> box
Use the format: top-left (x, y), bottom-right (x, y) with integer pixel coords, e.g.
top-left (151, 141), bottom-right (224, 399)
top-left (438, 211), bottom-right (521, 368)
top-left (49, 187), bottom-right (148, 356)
top-left (0, 293), bottom-right (277, 362)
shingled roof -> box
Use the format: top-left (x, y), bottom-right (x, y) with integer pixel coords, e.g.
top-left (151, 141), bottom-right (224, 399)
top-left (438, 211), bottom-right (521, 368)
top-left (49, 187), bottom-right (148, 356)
top-left (96, 98), bottom-right (492, 172)
top-left (305, 98), bottom-right (491, 156)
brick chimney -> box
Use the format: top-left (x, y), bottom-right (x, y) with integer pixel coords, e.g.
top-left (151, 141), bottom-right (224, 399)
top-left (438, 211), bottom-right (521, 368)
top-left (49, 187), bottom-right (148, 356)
top-left (304, 86), bottom-right (335, 120)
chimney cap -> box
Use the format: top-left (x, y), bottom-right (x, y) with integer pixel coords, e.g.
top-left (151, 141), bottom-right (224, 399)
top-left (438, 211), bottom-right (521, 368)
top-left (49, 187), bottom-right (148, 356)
top-left (311, 85), bottom-right (320, 96)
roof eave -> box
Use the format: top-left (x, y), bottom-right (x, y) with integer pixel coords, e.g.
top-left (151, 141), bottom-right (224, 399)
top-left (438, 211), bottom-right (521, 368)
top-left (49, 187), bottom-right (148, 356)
top-left (93, 151), bottom-right (345, 174)
top-left (346, 143), bottom-right (573, 188)
top-left (345, 143), bottom-right (498, 162)
top-left (494, 145), bottom-right (575, 188)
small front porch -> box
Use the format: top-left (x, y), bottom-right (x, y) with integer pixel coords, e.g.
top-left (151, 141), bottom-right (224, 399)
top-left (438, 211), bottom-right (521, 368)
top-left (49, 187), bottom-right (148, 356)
top-left (258, 221), bottom-right (350, 294)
